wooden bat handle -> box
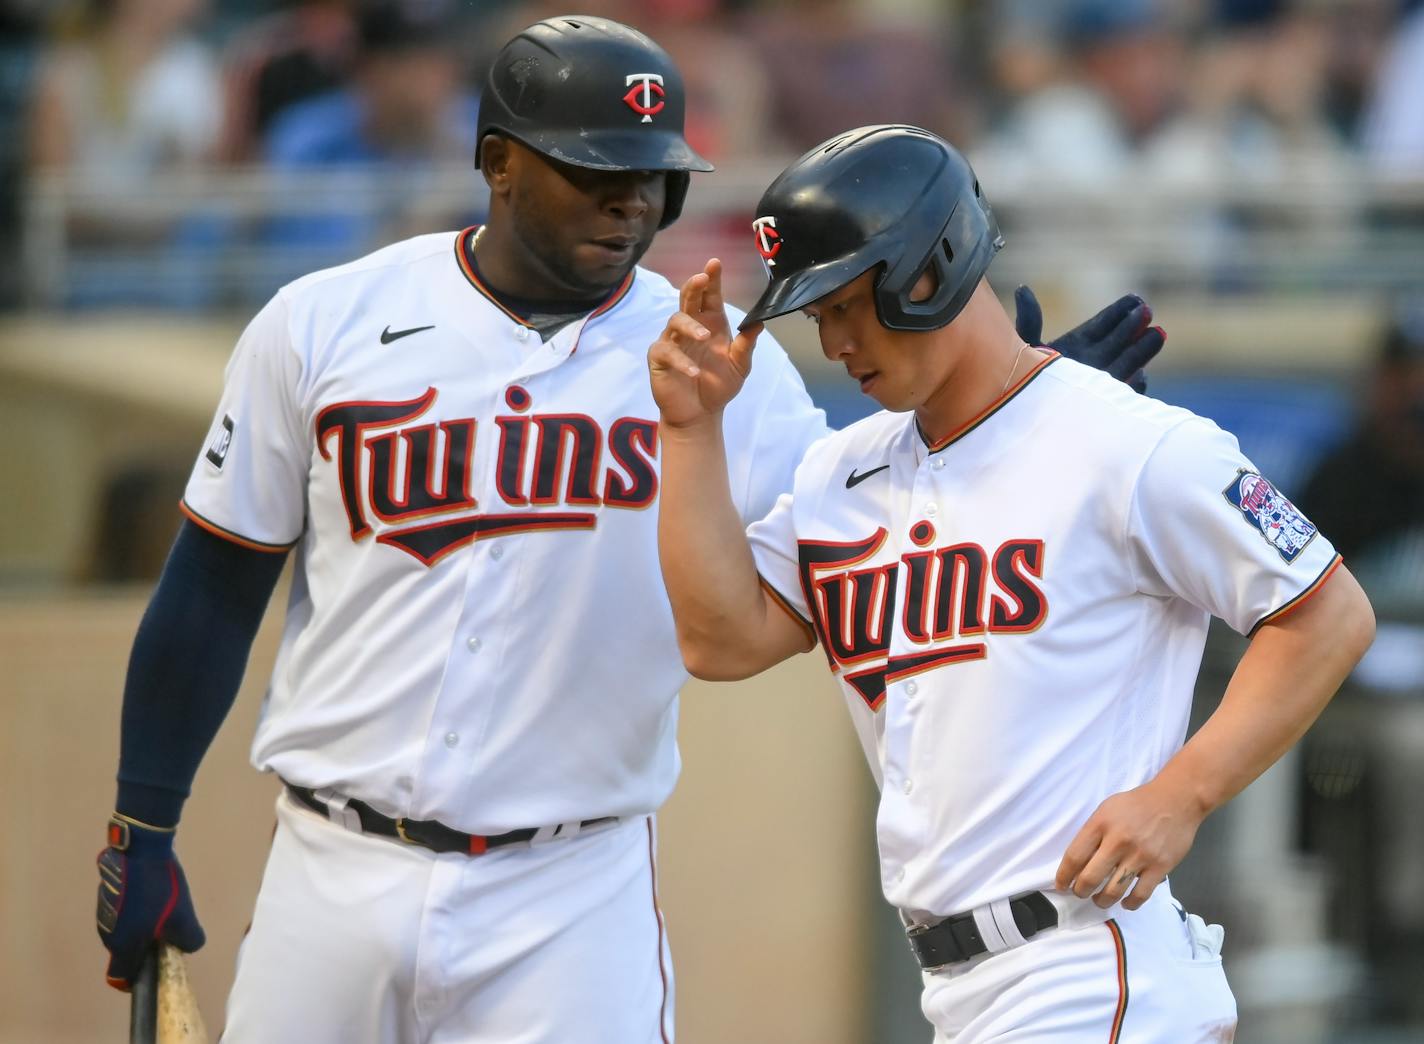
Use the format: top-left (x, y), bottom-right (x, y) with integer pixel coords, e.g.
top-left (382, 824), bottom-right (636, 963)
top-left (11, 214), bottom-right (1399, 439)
top-left (129, 945), bottom-right (159, 1044)
top-left (156, 943), bottom-right (210, 1043)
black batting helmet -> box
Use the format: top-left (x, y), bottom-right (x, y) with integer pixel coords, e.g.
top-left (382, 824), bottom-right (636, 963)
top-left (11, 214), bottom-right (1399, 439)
top-left (476, 15), bottom-right (713, 229)
top-left (741, 125), bottom-right (1003, 330)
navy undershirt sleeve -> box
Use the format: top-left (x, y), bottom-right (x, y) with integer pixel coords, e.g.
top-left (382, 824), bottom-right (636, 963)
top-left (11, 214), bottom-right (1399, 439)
top-left (115, 519), bottom-right (288, 827)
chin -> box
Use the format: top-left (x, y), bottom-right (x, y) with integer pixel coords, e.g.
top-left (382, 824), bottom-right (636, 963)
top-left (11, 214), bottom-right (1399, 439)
top-left (867, 389), bottom-right (915, 413)
top-left (574, 258), bottom-right (637, 295)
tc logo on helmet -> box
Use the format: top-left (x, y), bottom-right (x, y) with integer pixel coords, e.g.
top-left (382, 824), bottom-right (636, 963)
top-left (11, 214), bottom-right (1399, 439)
top-left (752, 216), bottom-right (781, 268)
top-left (623, 73), bottom-right (666, 122)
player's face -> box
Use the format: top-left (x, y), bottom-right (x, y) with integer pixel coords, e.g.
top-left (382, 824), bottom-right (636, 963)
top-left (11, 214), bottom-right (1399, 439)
top-left (804, 270), bottom-right (952, 412)
top-left (504, 142), bottom-right (666, 297)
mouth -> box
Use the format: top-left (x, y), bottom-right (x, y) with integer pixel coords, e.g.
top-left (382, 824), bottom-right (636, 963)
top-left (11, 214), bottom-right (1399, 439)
top-left (849, 370), bottom-right (879, 393)
top-left (588, 235), bottom-right (637, 265)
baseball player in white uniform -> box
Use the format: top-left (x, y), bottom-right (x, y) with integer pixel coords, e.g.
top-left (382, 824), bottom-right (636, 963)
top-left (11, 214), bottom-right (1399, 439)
top-left (94, 21), bottom-right (1168, 1043)
top-left (649, 125), bottom-right (1376, 1041)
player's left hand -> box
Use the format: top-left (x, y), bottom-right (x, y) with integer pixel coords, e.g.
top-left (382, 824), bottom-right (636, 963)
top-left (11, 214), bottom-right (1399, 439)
top-left (649, 258), bottom-right (763, 429)
top-left (96, 814), bottom-right (206, 990)
top-left (1015, 285), bottom-right (1164, 394)
top-left (1054, 779), bottom-right (1206, 911)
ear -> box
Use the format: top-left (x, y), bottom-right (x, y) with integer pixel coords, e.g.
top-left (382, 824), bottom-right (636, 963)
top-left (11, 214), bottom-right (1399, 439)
top-left (479, 134), bottom-right (512, 196)
top-left (909, 265), bottom-right (940, 304)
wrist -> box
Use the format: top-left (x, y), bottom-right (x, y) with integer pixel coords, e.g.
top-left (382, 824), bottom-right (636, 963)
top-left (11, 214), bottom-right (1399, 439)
top-left (1148, 762), bottom-right (1218, 821)
top-left (658, 412), bottom-right (724, 439)
top-left (106, 811), bottom-right (177, 855)
top-left (115, 779), bottom-right (186, 829)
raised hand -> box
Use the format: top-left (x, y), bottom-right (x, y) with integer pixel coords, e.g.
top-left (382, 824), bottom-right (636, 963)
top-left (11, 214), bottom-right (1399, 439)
top-left (648, 258), bottom-right (764, 429)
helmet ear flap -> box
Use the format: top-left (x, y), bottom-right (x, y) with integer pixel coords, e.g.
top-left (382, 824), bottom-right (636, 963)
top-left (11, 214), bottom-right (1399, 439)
top-left (659, 171), bottom-right (690, 229)
top-left (907, 240), bottom-right (959, 318)
top-left (875, 237), bottom-right (958, 331)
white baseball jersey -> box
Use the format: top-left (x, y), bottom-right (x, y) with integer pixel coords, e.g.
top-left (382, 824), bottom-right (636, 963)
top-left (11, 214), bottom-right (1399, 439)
top-left (747, 350), bottom-right (1341, 918)
top-left (183, 227), bottom-right (827, 834)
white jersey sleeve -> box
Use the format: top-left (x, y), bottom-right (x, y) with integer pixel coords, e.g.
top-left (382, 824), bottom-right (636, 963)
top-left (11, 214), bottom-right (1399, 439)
top-left (1126, 416), bottom-right (1341, 636)
top-left (745, 488), bottom-right (816, 635)
top-left (182, 291), bottom-right (308, 548)
top-left (721, 330), bottom-right (830, 524)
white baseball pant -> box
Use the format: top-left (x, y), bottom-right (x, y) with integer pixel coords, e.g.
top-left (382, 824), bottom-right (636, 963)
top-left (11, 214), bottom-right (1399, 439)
top-left (222, 791), bottom-right (674, 1043)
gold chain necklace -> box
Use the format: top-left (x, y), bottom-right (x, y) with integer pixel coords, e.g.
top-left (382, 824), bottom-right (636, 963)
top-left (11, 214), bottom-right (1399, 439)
top-left (1001, 341), bottom-right (1034, 395)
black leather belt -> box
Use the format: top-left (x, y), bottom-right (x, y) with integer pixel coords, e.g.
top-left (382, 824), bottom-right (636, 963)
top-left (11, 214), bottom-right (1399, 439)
top-left (285, 783), bottom-right (617, 856)
top-left (906, 891), bottom-right (1059, 970)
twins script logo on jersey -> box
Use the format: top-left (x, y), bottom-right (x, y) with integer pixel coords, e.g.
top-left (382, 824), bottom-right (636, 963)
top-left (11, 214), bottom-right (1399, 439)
top-left (752, 216), bottom-right (781, 270)
top-left (623, 73), bottom-right (665, 122)
top-left (314, 385), bottom-right (659, 567)
top-left (797, 522), bottom-right (1048, 708)
top-left (1222, 469), bottom-right (1316, 563)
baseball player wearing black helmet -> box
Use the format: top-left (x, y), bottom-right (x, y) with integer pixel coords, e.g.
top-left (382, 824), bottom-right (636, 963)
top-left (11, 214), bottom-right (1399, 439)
top-left (476, 15), bottom-right (712, 229)
top-left (650, 124), bottom-right (1375, 1041)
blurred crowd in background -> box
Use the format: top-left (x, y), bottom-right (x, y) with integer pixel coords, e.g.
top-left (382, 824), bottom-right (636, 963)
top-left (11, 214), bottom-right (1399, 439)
top-left (1, 0), bottom-right (1424, 307)
top-left (1, 0), bottom-right (1422, 1041)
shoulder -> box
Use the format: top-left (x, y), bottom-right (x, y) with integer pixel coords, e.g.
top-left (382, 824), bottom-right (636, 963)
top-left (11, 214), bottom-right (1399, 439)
top-left (1037, 356), bottom-right (1205, 443)
top-left (1043, 361), bottom-right (1250, 483)
top-left (275, 232), bottom-right (457, 325)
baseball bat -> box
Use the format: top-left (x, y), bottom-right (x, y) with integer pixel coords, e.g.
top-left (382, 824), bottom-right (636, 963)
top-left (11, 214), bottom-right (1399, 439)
top-left (130, 944), bottom-right (210, 1044)
top-left (156, 943), bottom-right (210, 1043)
top-left (129, 945), bottom-right (158, 1044)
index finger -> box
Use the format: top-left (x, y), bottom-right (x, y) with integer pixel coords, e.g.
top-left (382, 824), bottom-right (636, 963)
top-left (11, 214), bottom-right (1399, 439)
top-left (1055, 820), bottom-right (1103, 891)
top-left (680, 268), bottom-right (709, 318)
top-left (701, 257), bottom-right (725, 314)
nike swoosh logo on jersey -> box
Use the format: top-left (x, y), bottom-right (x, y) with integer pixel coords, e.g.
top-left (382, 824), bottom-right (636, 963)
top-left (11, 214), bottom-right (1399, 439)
top-left (845, 464), bottom-right (890, 489)
top-left (380, 324), bottom-right (435, 344)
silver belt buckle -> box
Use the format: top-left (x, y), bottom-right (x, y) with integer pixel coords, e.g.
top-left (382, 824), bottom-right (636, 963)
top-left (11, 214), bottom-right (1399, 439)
top-left (904, 916), bottom-right (958, 973)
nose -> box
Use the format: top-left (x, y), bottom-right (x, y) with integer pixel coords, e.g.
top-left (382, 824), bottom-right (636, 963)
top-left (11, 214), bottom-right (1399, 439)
top-left (819, 325), bottom-right (854, 362)
top-left (604, 172), bottom-right (655, 221)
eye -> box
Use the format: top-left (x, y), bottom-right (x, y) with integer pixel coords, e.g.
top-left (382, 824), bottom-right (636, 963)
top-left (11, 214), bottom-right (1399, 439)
top-left (803, 311), bottom-right (821, 326)
top-left (832, 301), bottom-right (850, 316)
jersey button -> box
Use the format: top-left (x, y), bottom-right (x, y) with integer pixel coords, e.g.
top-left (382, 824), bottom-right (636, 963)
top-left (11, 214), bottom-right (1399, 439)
top-left (444, 732), bottom-right (459, 748)
top-left (903, 778), bottom-right (914, 795)
top-left (931, 457), bottom-right (946, 470)
top-left (905, 681), bottom-right (918, 697)
top-left (490, 545), bottom-right (505, 560)
top-left (924, 503), bottom-right (938, 516)
top-left (897, 867), bottom-right (906, 883)
top-left (466, 636), bottom-right (481, 653)
top-left (515, 326), bottom-right (529, 342)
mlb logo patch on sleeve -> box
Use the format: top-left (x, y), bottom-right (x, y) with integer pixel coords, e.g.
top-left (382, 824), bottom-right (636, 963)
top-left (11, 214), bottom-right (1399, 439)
top-left (1222, 469), bottom-right (1317, 562)
top-left (206, 414), bottom-right (235, 470)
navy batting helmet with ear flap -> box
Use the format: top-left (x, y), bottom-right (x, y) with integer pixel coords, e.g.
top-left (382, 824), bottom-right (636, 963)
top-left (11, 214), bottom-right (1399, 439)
top-left (476, 15), bottom-right (714, 229)
top-left (741, 125), bottom-right (1003, 330)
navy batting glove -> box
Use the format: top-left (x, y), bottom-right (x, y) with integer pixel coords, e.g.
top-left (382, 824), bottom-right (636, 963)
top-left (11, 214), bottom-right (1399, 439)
top-left (96, 813), bottom-right (205, 991)
top-left (1014, 284), bottom-right (1164, 394)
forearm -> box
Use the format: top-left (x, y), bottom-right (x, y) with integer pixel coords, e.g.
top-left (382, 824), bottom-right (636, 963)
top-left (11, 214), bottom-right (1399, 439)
top-left (116, 521), bottom-right (286, 825)
top-left (659, 417), bottom-right (781, 678)
top-left (1154, 565), bottom-right (1375, 816)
